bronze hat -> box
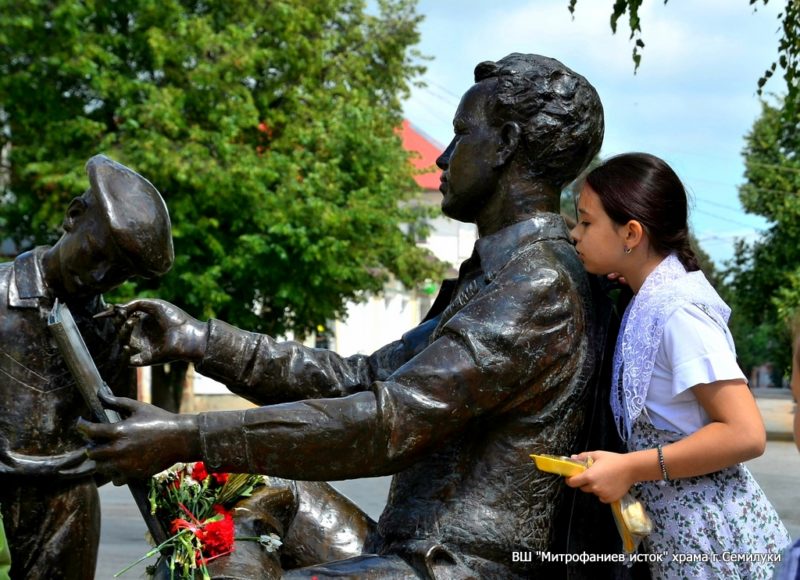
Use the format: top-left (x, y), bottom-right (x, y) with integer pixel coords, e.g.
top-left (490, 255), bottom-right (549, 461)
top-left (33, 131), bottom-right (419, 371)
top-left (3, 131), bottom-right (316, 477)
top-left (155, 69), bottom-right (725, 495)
top-left (85, 154), bottom-right (174, 277)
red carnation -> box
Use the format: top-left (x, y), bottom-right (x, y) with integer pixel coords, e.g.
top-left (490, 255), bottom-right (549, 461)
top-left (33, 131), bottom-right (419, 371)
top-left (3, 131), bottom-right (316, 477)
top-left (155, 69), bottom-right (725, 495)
top-left (170, 517), bottom-right (198, 535)
top-left (197, 505), bottom-right (235, 558)
top-left (211, 472), bottom-right (229, 486)
top-left (192, 462), bottom-right (209, 482)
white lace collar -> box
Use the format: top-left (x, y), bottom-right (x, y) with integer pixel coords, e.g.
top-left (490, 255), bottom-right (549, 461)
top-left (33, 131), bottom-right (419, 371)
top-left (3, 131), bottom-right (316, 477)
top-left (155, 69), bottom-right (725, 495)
top-left (611, 253), bottom-right (731, 441)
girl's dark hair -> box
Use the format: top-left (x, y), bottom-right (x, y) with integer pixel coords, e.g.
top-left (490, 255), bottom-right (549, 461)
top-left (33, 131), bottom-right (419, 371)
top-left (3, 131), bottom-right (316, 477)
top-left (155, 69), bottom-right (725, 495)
top-left (585, 152), bottom-right (700, 272)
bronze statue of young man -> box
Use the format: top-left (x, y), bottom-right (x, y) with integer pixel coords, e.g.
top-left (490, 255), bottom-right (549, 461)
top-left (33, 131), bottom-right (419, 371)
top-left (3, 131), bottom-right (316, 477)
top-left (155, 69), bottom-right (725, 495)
top-left (80, 53), bottom-right (605, 578)
top-left (0, 155), bottom-right (173, 579)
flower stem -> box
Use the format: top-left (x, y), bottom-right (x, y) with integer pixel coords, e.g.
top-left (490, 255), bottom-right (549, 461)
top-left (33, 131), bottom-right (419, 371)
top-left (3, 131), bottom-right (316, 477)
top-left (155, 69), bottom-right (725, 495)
top-left (113, 529), bottom-right (190, 577)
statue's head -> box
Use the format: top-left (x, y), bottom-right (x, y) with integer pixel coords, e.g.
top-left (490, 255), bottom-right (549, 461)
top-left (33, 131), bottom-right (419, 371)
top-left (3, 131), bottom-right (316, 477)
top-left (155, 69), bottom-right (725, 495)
top-left (50, 155), bottom-right (174, 298)
top-left (437, 54), bottom-right (604, 224)
top-left (474, 53), bottom-right (604, 190)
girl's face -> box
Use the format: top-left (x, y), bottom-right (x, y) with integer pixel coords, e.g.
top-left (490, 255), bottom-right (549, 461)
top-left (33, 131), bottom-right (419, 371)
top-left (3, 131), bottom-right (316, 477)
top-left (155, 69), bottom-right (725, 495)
top-left (570, 184), bottom-right (628, 275)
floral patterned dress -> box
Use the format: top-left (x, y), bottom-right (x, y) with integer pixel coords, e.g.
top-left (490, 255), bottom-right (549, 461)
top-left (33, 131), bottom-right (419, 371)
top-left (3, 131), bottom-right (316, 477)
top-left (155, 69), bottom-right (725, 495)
top-left (628, 415), bottom-right (791, 579)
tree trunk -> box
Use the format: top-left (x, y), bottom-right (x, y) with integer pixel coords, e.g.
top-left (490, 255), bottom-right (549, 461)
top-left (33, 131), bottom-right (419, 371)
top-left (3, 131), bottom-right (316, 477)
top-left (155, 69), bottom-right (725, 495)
top-left (149, 361), bottom-right (188, 413)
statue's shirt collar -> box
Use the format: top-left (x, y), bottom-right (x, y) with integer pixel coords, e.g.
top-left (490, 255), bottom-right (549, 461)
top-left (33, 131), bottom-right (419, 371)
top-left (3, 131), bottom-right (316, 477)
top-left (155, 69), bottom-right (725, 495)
top-left (8, 247), bottom-right (51, 308)
top-left (473, 213), bottom-right (570, 276)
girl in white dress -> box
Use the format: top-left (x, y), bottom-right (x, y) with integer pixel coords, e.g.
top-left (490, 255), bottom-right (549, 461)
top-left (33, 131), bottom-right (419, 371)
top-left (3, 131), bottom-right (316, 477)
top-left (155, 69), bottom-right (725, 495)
top-left (568, 152), bottom-right (790, 579)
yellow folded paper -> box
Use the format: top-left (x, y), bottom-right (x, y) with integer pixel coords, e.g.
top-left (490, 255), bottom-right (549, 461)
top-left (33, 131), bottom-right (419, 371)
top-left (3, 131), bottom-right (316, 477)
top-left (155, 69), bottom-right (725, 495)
top-left (530, 454), bottom-right (588, 477)
top-left (530, 453), bottom-right (653, 553)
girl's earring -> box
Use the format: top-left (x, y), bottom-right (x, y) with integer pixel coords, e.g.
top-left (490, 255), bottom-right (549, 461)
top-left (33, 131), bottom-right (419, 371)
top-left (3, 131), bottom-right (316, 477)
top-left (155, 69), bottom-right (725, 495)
top-left (624, 246), bottom-right (632, 255)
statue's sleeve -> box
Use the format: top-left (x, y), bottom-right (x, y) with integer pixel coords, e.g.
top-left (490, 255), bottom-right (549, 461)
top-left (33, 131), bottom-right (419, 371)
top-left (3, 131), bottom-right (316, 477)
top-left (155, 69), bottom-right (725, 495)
top-left (196, 248), bottom-right (586, 480)
top-left (195, 313), bottom-right (438, 407)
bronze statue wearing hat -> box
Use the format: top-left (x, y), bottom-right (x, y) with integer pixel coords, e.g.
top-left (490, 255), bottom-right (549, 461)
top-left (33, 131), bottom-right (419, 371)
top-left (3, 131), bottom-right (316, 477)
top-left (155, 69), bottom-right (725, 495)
top-left (81, 53), bottom-right (606, 578)
top-left (0, 155), bottom-right (173, 579)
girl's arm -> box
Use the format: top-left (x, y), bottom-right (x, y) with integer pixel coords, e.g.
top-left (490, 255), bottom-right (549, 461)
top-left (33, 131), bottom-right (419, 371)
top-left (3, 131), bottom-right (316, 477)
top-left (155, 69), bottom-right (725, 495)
top-left (566, 378), bottom-right (764, 503)
top-left (658, 378), bottom-right (765, 475)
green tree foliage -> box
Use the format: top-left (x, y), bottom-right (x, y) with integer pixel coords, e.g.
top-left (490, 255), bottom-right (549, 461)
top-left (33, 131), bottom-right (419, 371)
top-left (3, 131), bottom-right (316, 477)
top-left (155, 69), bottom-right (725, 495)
top-left (723, 99), bottom-right (800, 376)
top-left (567, 0), bottom-right (647, 70)
top-left (0, 0), bottom-right (439, 340)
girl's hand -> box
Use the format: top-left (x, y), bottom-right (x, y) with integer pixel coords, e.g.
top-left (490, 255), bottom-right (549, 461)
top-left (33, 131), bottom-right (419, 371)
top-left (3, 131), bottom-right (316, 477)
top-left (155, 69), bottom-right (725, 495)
top-left (565, 450), bottom-right (634, 504)
top-left (607, 272), bottom-right (628, 285)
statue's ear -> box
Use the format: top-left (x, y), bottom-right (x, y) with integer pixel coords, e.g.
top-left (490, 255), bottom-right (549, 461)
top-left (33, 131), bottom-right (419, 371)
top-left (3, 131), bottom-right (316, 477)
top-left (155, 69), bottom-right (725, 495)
top-left (495, 121), bottom-right (521, 168)
top-left (63, 197), bottom-right (87, 232)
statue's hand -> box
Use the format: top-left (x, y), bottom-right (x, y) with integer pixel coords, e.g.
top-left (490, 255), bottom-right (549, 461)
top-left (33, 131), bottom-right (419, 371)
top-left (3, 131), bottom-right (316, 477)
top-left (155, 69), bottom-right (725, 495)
top-left (0, 437), bottom-right (95, 478)
top-left (107, 299), bottom-right (207, 366)
top-left (76, 392), bottom-right (201, 485)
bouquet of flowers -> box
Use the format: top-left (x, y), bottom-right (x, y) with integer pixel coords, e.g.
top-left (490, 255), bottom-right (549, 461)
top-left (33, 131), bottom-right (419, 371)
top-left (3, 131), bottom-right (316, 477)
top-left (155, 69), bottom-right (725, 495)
top-left (116, 462), bottom-right (281, 579)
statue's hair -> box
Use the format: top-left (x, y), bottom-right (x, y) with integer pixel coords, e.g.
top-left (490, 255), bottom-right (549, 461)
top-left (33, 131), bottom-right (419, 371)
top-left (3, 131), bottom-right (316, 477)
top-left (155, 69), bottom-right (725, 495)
top-left (474, 53), bottom-right (604, 190)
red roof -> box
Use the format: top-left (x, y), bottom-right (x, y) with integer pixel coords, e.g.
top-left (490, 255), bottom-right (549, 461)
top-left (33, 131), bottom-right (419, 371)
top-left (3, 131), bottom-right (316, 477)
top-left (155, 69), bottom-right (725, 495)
top-left (400, 119), bottom-right (442, 191)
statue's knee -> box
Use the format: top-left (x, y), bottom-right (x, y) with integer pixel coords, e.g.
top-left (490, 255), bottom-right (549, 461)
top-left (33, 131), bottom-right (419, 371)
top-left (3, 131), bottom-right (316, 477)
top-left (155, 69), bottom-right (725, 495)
top-left (202, 478), bottom-right (378, 577)
top-left (281, 481), bottom-right (376, 569)
top-left (231, 477), bottom-right (298, 539)
top-left (203, 478), bottom-right (297, 580)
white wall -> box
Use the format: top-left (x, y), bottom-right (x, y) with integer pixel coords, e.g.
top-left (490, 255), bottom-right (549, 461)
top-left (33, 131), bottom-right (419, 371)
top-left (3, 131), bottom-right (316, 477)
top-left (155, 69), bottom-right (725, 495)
top-left (419, 216), bottom-right (476, 271)
top-left (334, 282), bottom-right (422, 356)
top-left (333, 218), bottom-right (476, 356)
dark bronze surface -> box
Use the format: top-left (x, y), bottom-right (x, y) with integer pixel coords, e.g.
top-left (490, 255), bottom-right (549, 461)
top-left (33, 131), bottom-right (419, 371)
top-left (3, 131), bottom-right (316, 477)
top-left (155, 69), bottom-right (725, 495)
top-left (0, 155), bottom-right (172, 579)
top-left (81, 54), bottom-right (618, 579)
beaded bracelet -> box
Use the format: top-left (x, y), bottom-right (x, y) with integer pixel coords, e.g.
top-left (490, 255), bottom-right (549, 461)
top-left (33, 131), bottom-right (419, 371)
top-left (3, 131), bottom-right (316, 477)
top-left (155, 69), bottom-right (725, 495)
top-left (657, 443), bottom-right (670, 482)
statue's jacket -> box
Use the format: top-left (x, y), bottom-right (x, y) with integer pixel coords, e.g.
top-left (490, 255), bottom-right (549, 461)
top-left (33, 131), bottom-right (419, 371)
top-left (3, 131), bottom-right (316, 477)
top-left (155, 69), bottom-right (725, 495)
top-left (0, 247), bottom-right (134, 577)
top-left (194, 213), bottom-right (594, 578)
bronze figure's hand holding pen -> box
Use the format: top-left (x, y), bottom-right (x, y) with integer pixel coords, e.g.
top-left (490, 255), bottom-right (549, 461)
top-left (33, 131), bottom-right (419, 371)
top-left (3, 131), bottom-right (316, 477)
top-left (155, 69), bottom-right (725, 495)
top-left (97, 299), bottom-right (208, 366)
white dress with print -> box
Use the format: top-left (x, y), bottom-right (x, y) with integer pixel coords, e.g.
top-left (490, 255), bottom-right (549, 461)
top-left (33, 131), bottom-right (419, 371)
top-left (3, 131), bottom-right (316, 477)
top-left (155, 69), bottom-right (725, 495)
top-left (628, 305), bottom-right (790, 579)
